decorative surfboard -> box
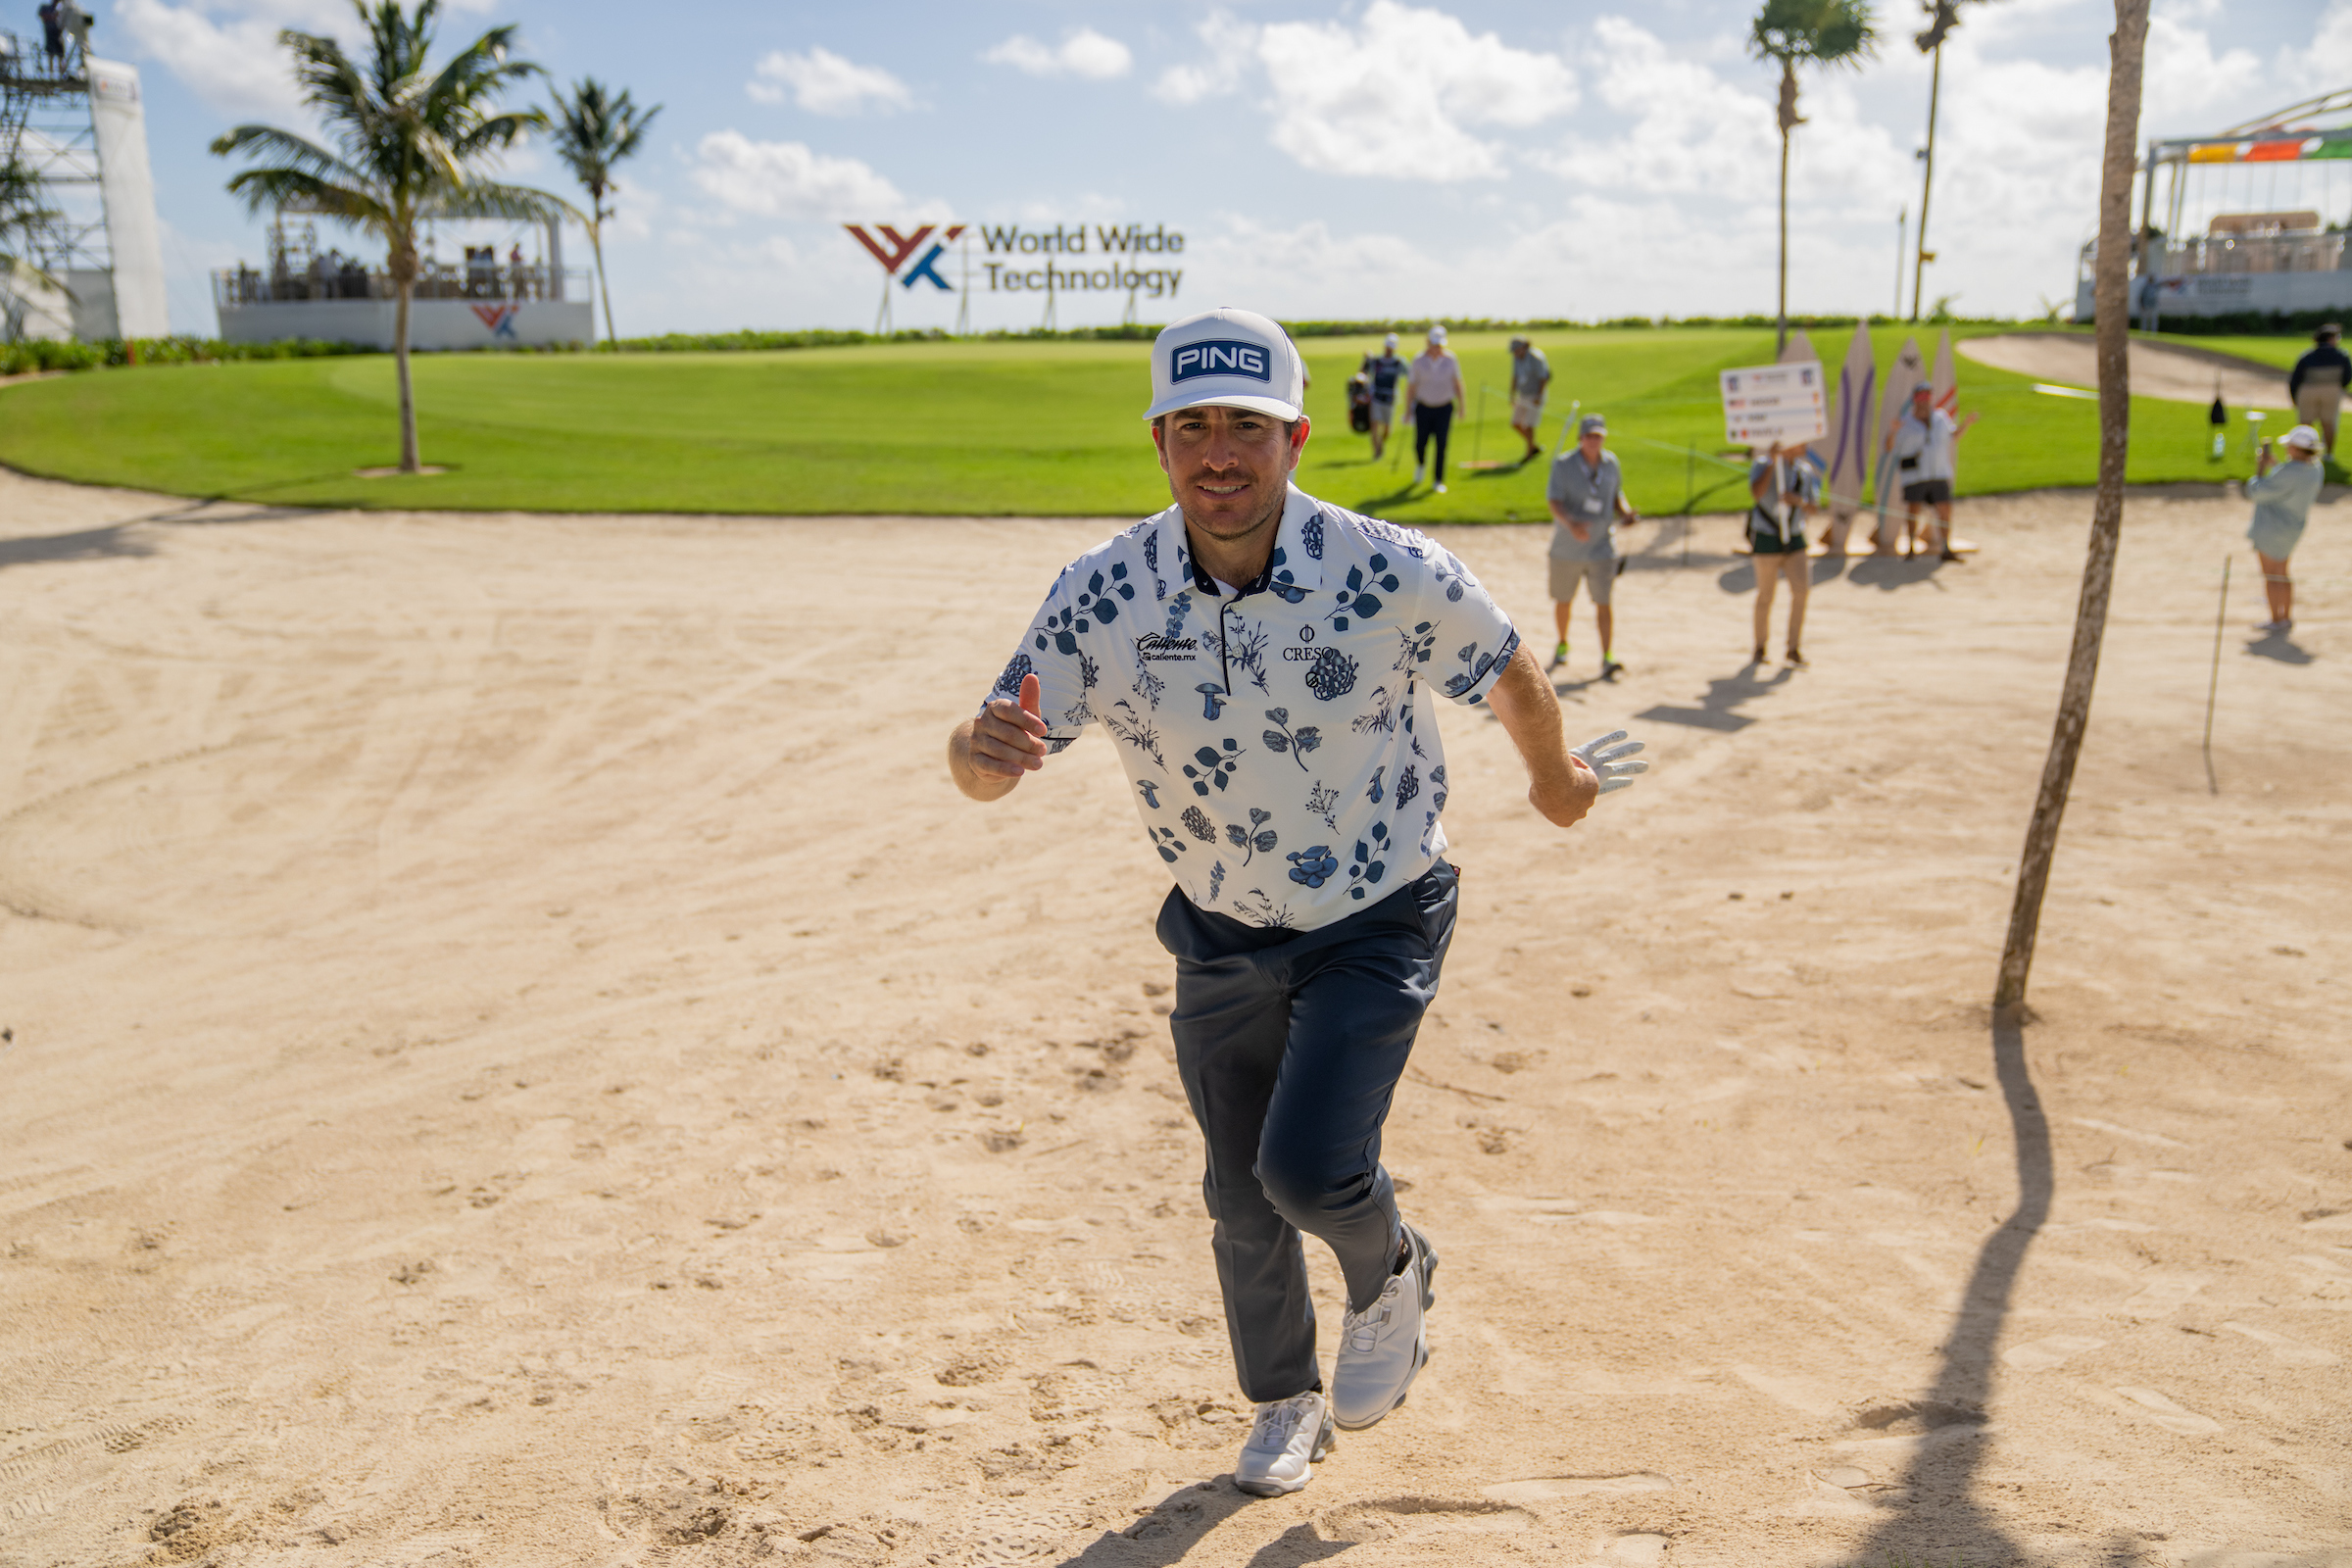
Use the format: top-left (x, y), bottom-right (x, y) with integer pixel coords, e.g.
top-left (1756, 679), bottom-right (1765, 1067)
top-left (1931, 328), bottom-right (1957, 416)
top-left (1820, 322), bottom-right (1877, 549)
top-left (1778, 328), bottom-right (1820, 368)
top-left (1870, 336), bottom-right (1927, 554)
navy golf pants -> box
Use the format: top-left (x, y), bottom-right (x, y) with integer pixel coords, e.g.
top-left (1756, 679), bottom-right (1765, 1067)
top-left (1155, 861), bottom-right (1458, 1404)
top-left (1413, 402), bottom-right (1454, 483)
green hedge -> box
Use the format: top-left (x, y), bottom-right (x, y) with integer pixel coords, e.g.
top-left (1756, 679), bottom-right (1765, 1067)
top-left (2141, 309), bottom-right (2347, 337)
top-left (1, 336), bottom-right (372, 374)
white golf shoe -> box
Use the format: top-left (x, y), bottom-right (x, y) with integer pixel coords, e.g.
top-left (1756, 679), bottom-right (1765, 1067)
top-left (1233, 1391), bottom-right (1334, 1496)
top-left (1331, 1225), bottom-right (1437, 1431)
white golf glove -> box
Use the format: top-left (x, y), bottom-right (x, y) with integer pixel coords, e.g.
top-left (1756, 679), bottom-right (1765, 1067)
top-left (1572, 730), bottom-right (1648, 795)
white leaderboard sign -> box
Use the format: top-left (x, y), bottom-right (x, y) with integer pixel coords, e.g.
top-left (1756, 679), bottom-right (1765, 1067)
top-left (1721, 360), bottom-right (1829, 446)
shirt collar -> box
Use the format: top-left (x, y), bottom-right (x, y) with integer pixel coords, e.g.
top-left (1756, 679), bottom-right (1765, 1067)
top-left (1182, 485), bottom-right (1329, 598)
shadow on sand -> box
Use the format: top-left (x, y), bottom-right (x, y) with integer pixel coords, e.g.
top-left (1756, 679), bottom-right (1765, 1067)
top-left (0, 497), bottom-right (323, 573)
top-left (2244, 627), bottom-right (2317, 665)
top-left (1846, 1013), bottom-right (2057, 1564)
top-left (0, 523), bottom-right (158, 570)
top-left (1050, 1479), bottom-right (1265, 1567)
top-left (1633, 659), bottom-right (1793, 732)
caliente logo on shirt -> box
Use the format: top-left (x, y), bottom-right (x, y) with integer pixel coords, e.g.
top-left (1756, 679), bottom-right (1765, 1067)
top-left (1134, 633), bottom-right (1200, 663)
top-left (1171, 340), bottom-right (1270, 385)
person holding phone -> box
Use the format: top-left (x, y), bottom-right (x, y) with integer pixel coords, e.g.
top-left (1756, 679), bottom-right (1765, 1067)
top-left (1886, 383), bottom-right (1977, 561)
top-left (2246, 423), bottom-right (2324, 634)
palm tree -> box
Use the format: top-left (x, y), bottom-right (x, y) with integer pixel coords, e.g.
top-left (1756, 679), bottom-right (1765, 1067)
top-left (1993, 0), bottom-right (2148, 1014)
top-left (211, 1), bottom-right (571, 472)
top-left (546, 78), bottom-right (661, 348)
top-left (1749, 0), bottom-right (1879, 354)
top-left (1908, 0), bottom-right (1991, 319)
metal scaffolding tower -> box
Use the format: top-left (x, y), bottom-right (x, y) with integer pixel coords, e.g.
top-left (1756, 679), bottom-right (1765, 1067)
top-left (1, 13), bottom-right (170, 340)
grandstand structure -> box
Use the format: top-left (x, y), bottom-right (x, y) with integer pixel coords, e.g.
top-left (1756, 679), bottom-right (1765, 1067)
top-left (2081, 87), bottom-right (2352, 324)
top-left (0, 20), bottom-right (169, 341)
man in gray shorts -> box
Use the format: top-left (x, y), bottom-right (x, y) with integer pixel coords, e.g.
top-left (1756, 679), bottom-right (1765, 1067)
top-left (1546, 413), bottom-right (1638, 678)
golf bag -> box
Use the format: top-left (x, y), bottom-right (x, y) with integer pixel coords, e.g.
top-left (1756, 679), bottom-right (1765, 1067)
top-left (1348, 370), bottom-right (1372, 434)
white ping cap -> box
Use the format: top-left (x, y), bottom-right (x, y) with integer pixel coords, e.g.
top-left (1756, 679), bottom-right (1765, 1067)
top-left (1145, 307), bottom-right (1306, 421)
top-left (1384, 332), bottom-right (1398, 349)
top-left (1427, 324), bottom-right (1447, 344)
top-left (2283, 423), bottom-right (2323, 451)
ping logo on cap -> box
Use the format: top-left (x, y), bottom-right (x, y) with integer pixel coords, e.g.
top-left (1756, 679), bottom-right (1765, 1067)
top-left (1170, 339), bottom-right (1270, 384)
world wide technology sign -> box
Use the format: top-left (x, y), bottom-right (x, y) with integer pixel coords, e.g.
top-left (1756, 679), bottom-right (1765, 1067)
top-left (845, 222), bottom-right (1187, 301)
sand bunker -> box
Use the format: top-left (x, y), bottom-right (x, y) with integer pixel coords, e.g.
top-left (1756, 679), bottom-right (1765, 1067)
top-left (1961, 332), bottom-right (2293, 409)
top-left (1, 465), bottom-right (2346, 1566)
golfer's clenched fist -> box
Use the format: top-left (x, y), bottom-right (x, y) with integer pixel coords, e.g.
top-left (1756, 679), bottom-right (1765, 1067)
top-left (951, 673), bottom-right (1049, 800)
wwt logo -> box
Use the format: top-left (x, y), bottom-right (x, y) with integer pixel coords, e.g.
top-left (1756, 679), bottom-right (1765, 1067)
top-left (844, 223), bottom-right (969, 292)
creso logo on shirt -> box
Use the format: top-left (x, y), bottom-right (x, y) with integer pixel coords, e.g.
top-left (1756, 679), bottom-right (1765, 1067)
top-left (1134, 633), bottom-right (1200, 663)
top-left (1171, 340), bottom-right (1270, 385)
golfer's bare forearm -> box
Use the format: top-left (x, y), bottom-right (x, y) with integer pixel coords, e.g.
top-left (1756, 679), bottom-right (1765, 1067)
top-left (1485, 646), bottom-right (1595, 827)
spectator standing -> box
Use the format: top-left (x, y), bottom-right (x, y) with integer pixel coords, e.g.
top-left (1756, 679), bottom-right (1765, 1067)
top-left (1886, 382), bottom-right (1977, 561)
top-left (1546, 414), bottom-right (1639, 678)
top-left (1361, 332), bottom-right (1409, 462)
top-left (1508, 336), bottom-right (1551, 463)
top-left (1407, 325), bottom-right (1466, 494)
top-left (2246, 422), bottom-right (2324, 634)
top-left (2288, 324), bottom-right (2349, 459)
top-left (38, 1), bottom-right (64, 67)
top-left (1747, 440), bottom-right (1816, 666)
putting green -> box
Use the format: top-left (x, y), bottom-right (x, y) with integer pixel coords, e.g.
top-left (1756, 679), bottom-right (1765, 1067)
top-left (0, 327), bottom-right (2308, 520)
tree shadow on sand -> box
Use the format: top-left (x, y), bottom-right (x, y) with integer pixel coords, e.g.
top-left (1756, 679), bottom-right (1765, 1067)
top-left (1844, 1013), bottom-right (2054, 1565)
top-left (0, 523), bottom-right (158, 570)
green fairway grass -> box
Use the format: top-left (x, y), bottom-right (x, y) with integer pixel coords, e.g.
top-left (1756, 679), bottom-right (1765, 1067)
top-left (0, 326), bottom-right (2300, 520)
top-left (2168, 334), bottom-right (2316, 374)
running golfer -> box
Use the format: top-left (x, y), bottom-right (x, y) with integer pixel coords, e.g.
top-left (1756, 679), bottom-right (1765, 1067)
top-left (949, 307), bottom-right (1647, 1498)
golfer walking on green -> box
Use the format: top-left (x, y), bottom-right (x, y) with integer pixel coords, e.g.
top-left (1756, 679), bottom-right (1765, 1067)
top-left (950, 307), bottom-right (1646, 1497)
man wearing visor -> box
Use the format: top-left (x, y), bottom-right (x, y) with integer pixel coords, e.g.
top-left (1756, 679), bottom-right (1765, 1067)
top-left (948, 307), bottom-right (1647, 1497)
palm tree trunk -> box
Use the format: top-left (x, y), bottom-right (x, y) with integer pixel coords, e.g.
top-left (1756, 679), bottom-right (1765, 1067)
top-left (1777, 122), bottom-right (1790, 355)
top-left (1992, 0), bottom-right (2149, 1014)
top-left (590, 221), bottom-right (617, 350)
top-left (395, 277), bottom-right (419, 472)
top-left (1911, 42), bottom-right (1943, 321)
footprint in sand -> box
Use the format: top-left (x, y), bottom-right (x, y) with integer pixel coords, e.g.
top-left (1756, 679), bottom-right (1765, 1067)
top-left (1480, 1474), bottom-right (1675, 1505)
top-left (2002, 1334), bottom-right (2107, 1372)
top-left (2221, 1321), bottom-right (2339, 1366)
top-left (1312, 1496), bottom-right (1528, 1544)
top-left (1600, 1535), bottom-right (1673, 1566)
top-left (2109, 1386), bottom-right (2222, 1436)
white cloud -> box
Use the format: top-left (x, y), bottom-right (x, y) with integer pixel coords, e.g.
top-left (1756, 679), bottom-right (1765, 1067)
top-left (1152, 3), bottom-right (1578, 180)
top-left (1152, 12), bottom-right (1258, 105)
top-left (115, 0), bottom-right (519, 121)
top-left (2142, 13), bottom-right (2264, 119)
top-left (688, 131), bottom-right (908, 220)
top-left (747, 47), bottom-right (914, 115)
top-left (2305, 0), bottom-right (2352, 90)
top-left (114, 0), bottom-right (314, 119)
top-left (982, 27), bottom-right (1133, 81)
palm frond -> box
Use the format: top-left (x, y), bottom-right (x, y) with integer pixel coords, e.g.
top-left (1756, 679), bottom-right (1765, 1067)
top-left (206, 124), bottom-right (369, 188)
top-left (221, 168), bottom-right (394, 232)
top-left (1749, 0), bottom-right (1879, 66)
top-left (428, 180), bottom-right (578, 226)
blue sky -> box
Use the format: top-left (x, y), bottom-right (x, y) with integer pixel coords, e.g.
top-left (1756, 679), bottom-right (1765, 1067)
top-left (69, 0), bottom-right (2352, 336)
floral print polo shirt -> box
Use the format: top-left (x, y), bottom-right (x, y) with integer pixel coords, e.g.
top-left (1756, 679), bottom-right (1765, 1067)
top-left (986, 484), bottom-right (1522, 932)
